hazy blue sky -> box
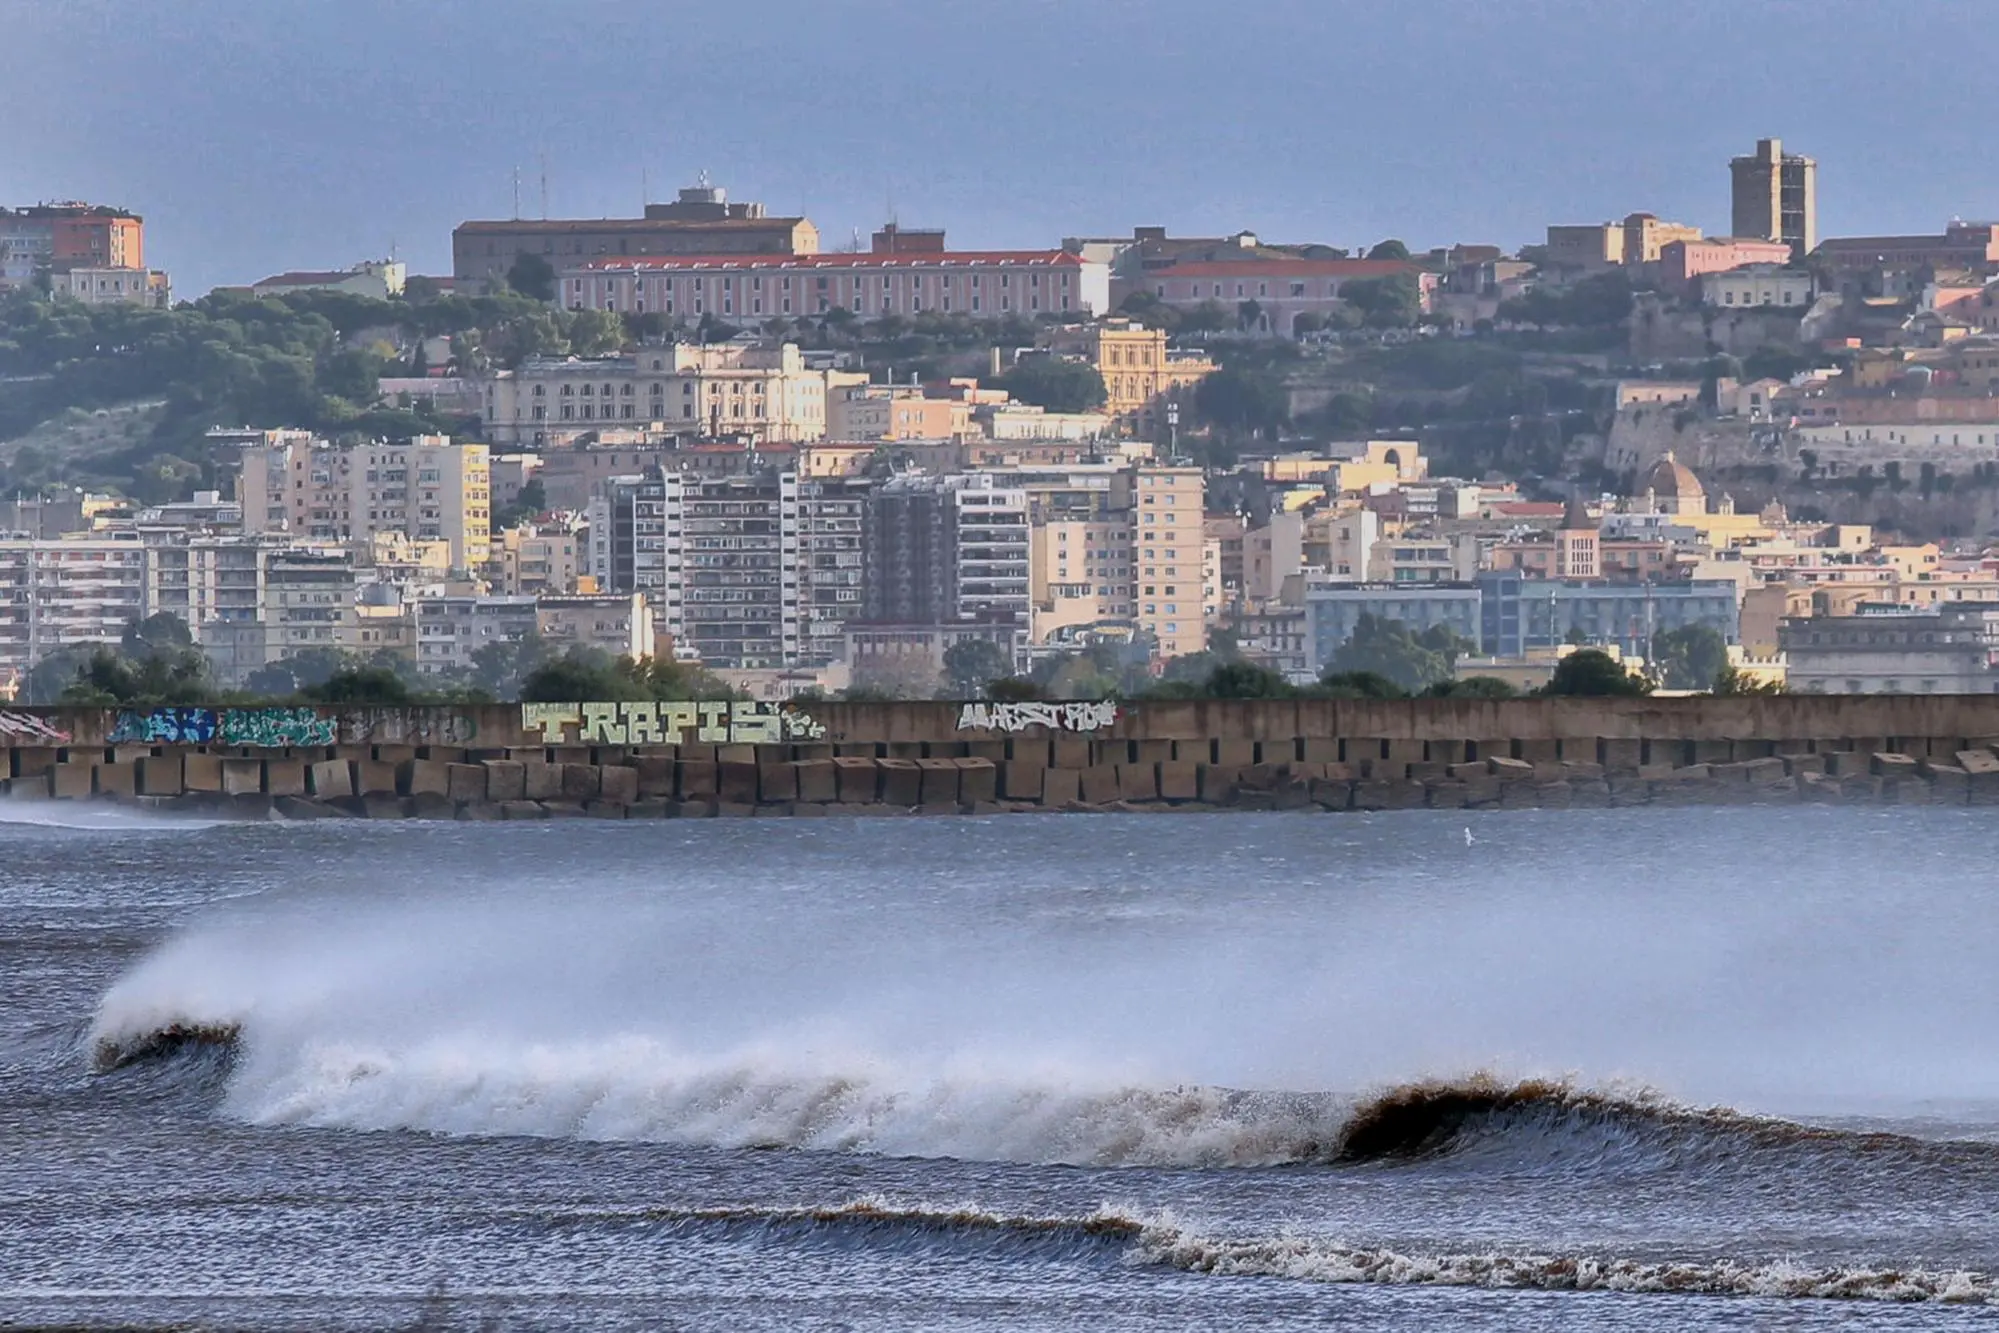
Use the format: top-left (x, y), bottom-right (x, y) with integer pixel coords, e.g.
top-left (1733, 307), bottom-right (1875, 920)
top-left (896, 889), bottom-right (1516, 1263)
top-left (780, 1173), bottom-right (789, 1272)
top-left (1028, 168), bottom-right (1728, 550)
top-left (3, 0), bottom-right (1993, 296)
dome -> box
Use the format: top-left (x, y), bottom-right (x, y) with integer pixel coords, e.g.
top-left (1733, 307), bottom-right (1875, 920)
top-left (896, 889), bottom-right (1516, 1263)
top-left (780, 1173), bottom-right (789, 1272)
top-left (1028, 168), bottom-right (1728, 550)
top-left (1642, 451), bottom-right (1705, 501)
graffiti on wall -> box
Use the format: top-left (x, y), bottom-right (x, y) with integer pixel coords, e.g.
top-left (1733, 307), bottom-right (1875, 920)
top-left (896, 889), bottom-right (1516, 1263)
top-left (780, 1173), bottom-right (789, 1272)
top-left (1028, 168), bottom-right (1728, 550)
top-left (522, 700), bottom-right (827, 745)
top-left (108, 707), bottom-right (337, 749)
top-left (0, 710), bottom-right (71, 744)
top-left (110, 707), bottom-right (217, 745)
top-left (333, 709), bottom-right (478, 746)
top-left (957, 701), bottom-right (1121, 734)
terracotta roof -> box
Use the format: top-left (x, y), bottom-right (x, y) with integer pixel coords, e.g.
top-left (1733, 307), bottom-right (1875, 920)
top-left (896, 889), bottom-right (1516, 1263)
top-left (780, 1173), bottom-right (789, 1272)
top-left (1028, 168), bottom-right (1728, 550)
top-left (569, 250), bottom-right (1085, 273)
top-left (455, 217), bottom-right (809, 234)
top-left (1148, 258), bottom-right (1417, 279)
top-left (252, 271), bottom-right (360, 287)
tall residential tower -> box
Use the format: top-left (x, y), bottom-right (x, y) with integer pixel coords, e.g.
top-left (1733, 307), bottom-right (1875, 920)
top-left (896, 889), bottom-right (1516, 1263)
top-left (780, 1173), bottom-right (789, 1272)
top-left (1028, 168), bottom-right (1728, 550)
top-left (1730, 138), bottom-right (1817, 261)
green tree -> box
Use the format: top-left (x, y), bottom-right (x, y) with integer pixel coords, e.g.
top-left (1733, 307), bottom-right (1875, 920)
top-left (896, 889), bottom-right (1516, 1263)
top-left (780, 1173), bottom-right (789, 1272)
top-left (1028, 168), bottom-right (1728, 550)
top-left (1366, 239), bottom-right (1412, 261)
top-left (1193, 366), bottom-right (1289, 437)
top-left (1325, 615), bottom-right (1469, 692)
top-left (1422, 676), bottom-right (1520, 699)
top-left (942, 638), bottom-right (1013, 698)
top-left (1712, 665), bottom-right (1785, 696)
top-left (1538, 649), bottom-right (1651, 697)
top-left (305, 665), bottom-right (413, 704)
top-left (1649, 624), bottom-right (1729, 691)
top-left (1317, 670), bottom-right (1409, 699)
top-left (506, 252), bottom-right (557, 302)
top-left (519, 648), bottom-right (651, 703)
top-left (997, 357), bottom-right (1108, 413)
top-left (121, 611), bottom-right (194, 658)
top-left (1339, 274), bottom-right (1422, 329)
top-left (568, 308), bottom-right (628, 357)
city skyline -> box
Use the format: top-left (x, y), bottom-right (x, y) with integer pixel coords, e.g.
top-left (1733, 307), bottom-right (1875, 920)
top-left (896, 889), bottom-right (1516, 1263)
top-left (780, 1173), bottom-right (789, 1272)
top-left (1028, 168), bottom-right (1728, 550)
top-left (4, 0), bottom-right (1997, 296)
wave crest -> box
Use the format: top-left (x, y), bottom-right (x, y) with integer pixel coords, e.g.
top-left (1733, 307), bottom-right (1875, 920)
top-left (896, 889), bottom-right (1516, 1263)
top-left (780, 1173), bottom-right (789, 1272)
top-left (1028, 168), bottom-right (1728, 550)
top-left (91, 1020), bottom-right (241, 1073)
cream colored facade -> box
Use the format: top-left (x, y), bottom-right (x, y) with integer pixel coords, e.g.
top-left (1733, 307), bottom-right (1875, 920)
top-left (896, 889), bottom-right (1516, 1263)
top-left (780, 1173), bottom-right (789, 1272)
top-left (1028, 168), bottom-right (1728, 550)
top-left (827, 385), bottom-right (971, 442)
top-left (492, 525), bottom-right (580, 596)
top-left (1043, 321), bottom-right (1216, 436)
top-left (483, 343), bottom-right (831, 446)
top-left (1703, 266), bottom-right (1813, 308)
top-left (236, 434), bottom-right (492, 572)
top-left (1131, 466), bottom-right (1207, 657)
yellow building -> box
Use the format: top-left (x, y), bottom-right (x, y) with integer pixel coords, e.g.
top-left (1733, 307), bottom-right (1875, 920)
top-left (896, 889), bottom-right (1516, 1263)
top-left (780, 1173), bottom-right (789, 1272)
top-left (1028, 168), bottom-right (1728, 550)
top-left (1045, 320), bottom-right (1215, 437)
top-left (492, 525), bottom-right (580, 596)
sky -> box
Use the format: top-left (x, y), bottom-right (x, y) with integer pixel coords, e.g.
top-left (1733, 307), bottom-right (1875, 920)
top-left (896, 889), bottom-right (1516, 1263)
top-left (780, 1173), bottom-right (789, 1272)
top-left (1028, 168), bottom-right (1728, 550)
top-left (3, 0), bottom-right (1995, 298)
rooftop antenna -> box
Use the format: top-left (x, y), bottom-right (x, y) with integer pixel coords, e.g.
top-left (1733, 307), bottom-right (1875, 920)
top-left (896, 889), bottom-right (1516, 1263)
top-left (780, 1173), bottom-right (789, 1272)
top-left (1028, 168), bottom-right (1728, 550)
top-left (539, 152), bottom-right (549, 220)
top-left (642, 166), bottom-right (650, 208)
top-left (512, 166), bottom-right (521, 221)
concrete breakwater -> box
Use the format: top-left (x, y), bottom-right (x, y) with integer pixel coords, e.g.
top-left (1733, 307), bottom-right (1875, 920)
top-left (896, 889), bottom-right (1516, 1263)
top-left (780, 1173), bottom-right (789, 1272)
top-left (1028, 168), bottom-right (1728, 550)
top-left (6, 697), bottom-right (1999, 818)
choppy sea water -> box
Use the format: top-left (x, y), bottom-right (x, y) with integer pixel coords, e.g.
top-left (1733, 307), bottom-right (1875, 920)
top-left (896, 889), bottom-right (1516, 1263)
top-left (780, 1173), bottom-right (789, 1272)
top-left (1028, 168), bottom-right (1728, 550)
top-left (5, 804), bottom-right (1999, 1331)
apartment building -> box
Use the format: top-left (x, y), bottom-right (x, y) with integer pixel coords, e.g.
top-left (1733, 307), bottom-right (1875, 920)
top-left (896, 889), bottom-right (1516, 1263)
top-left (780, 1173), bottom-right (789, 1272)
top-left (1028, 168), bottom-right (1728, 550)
top-left (534, 593), bottom-right (657, 663)
top-left (862, 474), bottom-right (1031, 627)
top-left (234, 432), bottom-right (492, 571)
top-left (827, 384), bottom-right (972, 442)
top-left (491, 525), bottom-right (580, 596)
top-left (1130, 466), bottom-right (1208, 658)
top-left (0, 203), bottom-right (144, 289)
top-left (1545, 213), bottom-right (1704, 271)
top-left (589, 467), bottom-right (873, 668)
top-left (453, 182), bottom-right (818, 287)
top-left (560, 248), bottom-right (1110, 321)
top-left (413, 595), bottom-right (537, 676)
top-left (1782, 604), bottom-right (1999, 694)
top-left (1730, 138), bottom-right (1817, 261)
top-left (0, 536), bottom-right (152, 676)
top-left (482, 343), bottom-right (834, 446)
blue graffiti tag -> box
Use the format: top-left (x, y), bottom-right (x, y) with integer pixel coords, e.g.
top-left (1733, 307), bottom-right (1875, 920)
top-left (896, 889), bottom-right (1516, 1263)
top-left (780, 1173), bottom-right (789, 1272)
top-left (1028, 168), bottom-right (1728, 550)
top-left (109, 708), bottom-right (218, 745)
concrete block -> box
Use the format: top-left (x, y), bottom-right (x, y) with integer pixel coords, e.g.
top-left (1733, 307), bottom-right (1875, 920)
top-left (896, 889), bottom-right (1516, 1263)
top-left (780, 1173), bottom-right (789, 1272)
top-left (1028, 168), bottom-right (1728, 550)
top-left (372, 744), bottom-right (418, 766)
top-left (583, 800), bottom-right (628, 819)
top-left (418, 745), bottom-right (467, 764)
top-left (1957, 749), bottom-right (1999, 775)
top-left (1424, 781), bottom-right (1467, 809)
top-left (833, 757), bottom-right (880, 804)
top-left (50, 762), bottom-right (93, 799)
top-left (633, 757), bottom-right (677, 799)
top-left (1214, 738), bottom-right (1256, 768)
top-left (794, 759), bottom-right (838, 805)
top-left (219, 759), bottom-right (260, 796)
top-left (758, 761), bottom-right (800, 803)
top-left (1197, 764), bottom-right (1239, 802)
top-left (1446, 761), bottom-right (1487, 781)
top-left (11, 747), bottom-right (58, 779)
top-left (1158, 761), bottom-right (1198, 802)
top-left (263, 760), bottom-right (306, 798)
top-left (628, 800), bottom-right (672, 819)
top-left (1488, 756), bottom-right (1534, 782)
top-left (136, 755), bottom-right (184, 797)
top-left (1925, 764), bottom-right (1970, 803)
top-left (1872, 752), bottom-right (1920, 779)
top-left (878, 758), bottom-right (922, 806)
top-left (309, 759), bottom-right (355, 799)
top-left (1781, 753), bottom-right (1825, 777)
top-left (717, 760), bottom-right (759, 805)
top-left (1051, 737), bottom-right (1092, 769)
top-left (1080, 764), bottom-right (1120, 805)
top-left (500, 801), bottom-right (548, 820)
top-left (916, 758), bottom-right (960, 806)
top-left (182, 753), bottom-right (224, 793)
top-left (399, 759), bottom-right (448, 797)
top-left (1310, 778), bottom-right (1353, 809)
top-left (677, 759), bottom-right (718, 799)
top-left (955, 757), bottom-right (998, 805)
top-left (674, 800), bottom-right (717, 819)
top-left (598, 764), bottom-right (639, 806)
top-left (90, 761), bottom-right (134, 798)
top-left (1598, 738), bottom-right (1643, 774)
top-left (1115, 762), bottom-right (1159, 803)
top-left (481, 760), bottom-right (526, 803)
top-left (1040, 767), bottom-right (1081, 806)
top-left (522, 761), bottom-right (563, 801)
top-left (440, 763), bottom-right (484, 805)
top-left (557, 763), bottom-right (601, 802)
top-left (715, 801), bottom-right (758, 818)
top-left (1001, 760), bottom-right (1045, 801)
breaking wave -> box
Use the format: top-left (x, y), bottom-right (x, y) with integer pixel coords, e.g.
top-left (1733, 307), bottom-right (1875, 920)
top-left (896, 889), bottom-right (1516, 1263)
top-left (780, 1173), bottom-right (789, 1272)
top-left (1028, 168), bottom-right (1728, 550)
top-left (84, 1010), bottom-right (1978, 1175)
top-left (531, 1194), bottom-right (1999, 1306)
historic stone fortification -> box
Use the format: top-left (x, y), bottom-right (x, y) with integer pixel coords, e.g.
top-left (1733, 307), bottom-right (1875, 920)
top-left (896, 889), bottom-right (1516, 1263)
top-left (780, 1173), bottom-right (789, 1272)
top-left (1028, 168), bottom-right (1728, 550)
top-left (4, 696), bottom-right (1999, 819)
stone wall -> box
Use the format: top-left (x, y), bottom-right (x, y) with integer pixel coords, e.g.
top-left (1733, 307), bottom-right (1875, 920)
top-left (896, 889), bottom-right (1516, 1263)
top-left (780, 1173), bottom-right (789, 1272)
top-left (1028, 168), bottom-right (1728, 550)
top-left (5, 697), bottom-right (1999, 819)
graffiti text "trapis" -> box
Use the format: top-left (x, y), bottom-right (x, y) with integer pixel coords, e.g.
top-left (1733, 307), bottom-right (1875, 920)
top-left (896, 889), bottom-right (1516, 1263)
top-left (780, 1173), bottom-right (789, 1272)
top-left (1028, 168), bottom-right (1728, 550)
top-left (522, 701), bottom-right (826, 745)
top-left (957, 701), bottom-right (1120, 733)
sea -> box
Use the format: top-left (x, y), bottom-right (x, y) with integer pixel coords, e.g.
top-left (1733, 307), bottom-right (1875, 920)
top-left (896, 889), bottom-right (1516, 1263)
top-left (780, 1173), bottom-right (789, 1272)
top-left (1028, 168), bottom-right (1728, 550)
top-left (5, 804), bottom-right (1999, 1331)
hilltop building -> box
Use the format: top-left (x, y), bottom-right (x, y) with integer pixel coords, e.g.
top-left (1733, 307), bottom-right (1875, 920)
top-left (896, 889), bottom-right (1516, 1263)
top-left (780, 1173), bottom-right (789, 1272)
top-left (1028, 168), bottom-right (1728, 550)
top-left (1730, 137), bottom-right (1817, 262)
top-left (452, 180), bottom-right (818, 288)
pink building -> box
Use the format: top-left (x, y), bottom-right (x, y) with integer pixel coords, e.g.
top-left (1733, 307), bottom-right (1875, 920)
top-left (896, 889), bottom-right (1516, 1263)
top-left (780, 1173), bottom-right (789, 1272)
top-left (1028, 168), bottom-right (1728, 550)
top-left (559, 249), bottom-right (1109, 320)
top-left (1139, 258), bottom-right (1436, 336)
top-left (1660, 237), bottom-right (1793, 292)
